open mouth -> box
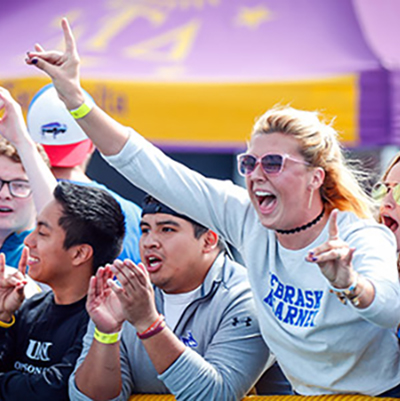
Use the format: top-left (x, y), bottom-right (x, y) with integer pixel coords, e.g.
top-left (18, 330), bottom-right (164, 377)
top-left (0, 207), bottom-right (13, 213)
top-left (27, 256), bottom-right (40, 265)
top-left (255, 190), bottom-right (276, 211)
top-left (145, 255), bottom-right (163, 272)
top-left (382, 215), bottom-right (399, 233)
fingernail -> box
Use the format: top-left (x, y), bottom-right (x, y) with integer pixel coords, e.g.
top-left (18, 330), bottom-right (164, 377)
top-left (311, 256), bottom-right (318, 262)
top-left (31, 58), bottom-right (38, 65)
top-left (308, 251), bottom-right (314, 256)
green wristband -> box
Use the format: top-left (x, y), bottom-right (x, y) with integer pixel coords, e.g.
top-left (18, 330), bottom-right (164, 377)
top-left (94, 327), bottom-right (121, 344)
top-left (69, 102), bottom-right (93, 119)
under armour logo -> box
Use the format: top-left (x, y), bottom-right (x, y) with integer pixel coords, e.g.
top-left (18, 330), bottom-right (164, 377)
top-left (232, 317), bottom-right (252, 327)
top-left (180, 331), bottom-right (198, 348)
top-left (26, 340), bottom-right (52, 361)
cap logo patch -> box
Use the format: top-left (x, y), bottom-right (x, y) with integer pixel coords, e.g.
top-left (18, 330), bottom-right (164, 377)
top-left (41, 122), bottom-right (67, 139)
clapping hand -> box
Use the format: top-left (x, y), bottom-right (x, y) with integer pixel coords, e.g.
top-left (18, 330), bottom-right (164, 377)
top-left (107, 260), bottom-right (159, 334)
top-left (0, 249), bottom-right (29, 322)
top-left (86, 265), bottom-right (125, 334)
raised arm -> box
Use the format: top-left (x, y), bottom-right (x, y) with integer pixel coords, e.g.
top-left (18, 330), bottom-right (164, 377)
top-left (26, 18), bottom-right (128, 156)
top-left (26, 18), bottom-right (252, 251)
top-left (0, 88), bottom-right (56, 213)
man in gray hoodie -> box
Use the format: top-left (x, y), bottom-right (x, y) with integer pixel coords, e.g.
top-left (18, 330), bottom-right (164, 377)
top-left (69, 195), bottom-right (270, 401)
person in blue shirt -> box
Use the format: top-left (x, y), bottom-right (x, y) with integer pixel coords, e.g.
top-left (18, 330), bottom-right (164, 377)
top-left (0, 111), bottom-right (50, 268)
top-left (27, 84), bottom-right (142, 264)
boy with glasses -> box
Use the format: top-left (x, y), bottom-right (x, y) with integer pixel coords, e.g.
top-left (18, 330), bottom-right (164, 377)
top-left (0, 136), bottom-right (50, 268)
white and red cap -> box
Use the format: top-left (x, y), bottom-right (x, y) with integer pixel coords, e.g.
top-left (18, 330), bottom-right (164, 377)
top-left (27, 84), bottom-right (95, 168)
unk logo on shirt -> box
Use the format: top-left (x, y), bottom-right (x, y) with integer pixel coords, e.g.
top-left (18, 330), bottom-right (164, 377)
top-left (180, 331), bottom-right (198, 348)
top-left (26, 339), bottom-right (52, 361)
top-left (264, 273), bottom-right (323, 328)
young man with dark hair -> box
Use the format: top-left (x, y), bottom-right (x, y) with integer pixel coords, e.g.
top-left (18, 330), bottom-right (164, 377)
top-left (0, 181), bottom-right (126, 401)
top-left (0, 89), bottom-right (126, 400)
top-left (69, 196), bottom-right (269, 401)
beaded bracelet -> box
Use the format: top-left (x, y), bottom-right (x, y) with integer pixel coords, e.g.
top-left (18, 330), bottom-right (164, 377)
top-left (328, 274), bottom-right (358, 293)
top-left (137, 314), bottom-right (166, 340)
top-left (94, 326), bottom-right (122, 345)
top-left (0, 314), bottom-right (15, 328)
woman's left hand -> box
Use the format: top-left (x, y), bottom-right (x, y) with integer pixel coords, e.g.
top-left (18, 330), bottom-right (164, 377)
top-left (306, 209), bottom-right (357, 289)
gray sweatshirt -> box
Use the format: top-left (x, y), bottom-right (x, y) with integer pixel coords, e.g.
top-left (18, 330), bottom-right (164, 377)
top-left (99, 129), bottom-right (400, 396)
top-left (69, 254), bottom-right (270, 400)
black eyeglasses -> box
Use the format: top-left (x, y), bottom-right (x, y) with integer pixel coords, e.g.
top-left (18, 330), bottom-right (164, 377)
top-left (237, 153), bottom-right (309, 177)
top-left (0, 179), bottom-right (32, 198)
top-left (372, 182), bottom-right (400, 205)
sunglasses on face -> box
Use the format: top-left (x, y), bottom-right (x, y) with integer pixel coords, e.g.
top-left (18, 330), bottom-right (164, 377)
top-left (372, 182), bottom-right (400, 205)
top-left (0, 179), bottom-right (32, 198)
top-left (237, 153), bottom-right (309, 177)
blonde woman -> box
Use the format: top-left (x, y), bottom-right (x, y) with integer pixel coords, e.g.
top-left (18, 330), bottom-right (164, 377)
top-left (27, 19), bottom-right (400, 398)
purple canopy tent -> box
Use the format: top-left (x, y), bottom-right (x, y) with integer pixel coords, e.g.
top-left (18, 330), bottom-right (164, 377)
top-left (0, 0), bottom-right (399, 151)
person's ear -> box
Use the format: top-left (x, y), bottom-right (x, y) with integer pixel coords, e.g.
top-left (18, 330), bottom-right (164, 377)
top-left (69, 244), bottom-right (93, 266)
top-left (202, 230), bottom-right (219, 254)
top-left (309, 167), bottom-right (325, 190)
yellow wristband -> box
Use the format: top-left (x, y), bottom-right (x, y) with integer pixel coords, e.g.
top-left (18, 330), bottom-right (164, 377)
top-left (94, 326), bottom-right (121, 344)
top-left (0, 315), bottom-right (15, 328)
top-left (69, 102), bottom-right (93, 119)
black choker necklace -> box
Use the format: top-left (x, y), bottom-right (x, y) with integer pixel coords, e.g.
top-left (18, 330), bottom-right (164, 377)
top-left (276, 206), bottom-right (325, 235)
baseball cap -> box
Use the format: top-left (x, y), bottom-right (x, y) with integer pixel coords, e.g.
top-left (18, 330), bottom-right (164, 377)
top-left (141, 194), bottom-right (203, 227)
top-left (27, 84), bottom-right (95, 168)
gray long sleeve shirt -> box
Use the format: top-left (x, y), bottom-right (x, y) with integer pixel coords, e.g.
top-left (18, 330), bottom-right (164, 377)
top-left (98, 129), bottom-right (400, 395)
top-left (69, 254), bottom-right (270, 401)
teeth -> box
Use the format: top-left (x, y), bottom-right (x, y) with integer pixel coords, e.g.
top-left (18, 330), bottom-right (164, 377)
top-left (28, 257), bottom-right (39, 263)
top-left (148, 256), bottom-right (160, 266)
top-left (255, 191), bottom-right (272, 197)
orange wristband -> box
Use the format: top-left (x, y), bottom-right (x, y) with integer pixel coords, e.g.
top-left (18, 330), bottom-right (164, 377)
top-left (137, 314), bottom-right (165, 340)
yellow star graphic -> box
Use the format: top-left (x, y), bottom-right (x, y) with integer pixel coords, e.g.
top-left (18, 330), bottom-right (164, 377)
top-left (236, 5), bottom-right (272, 29)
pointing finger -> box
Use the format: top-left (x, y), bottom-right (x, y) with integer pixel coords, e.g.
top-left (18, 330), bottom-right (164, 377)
top-left (0, 253), bottom-right (5, 280)
top-left (18, 247), bottom-right (28, 276)
top-left (34, 43), bottom-right (45, 52)
top-left (61, 18), bottom-right (78, 56)
top-left (328, 209), bottom-right (339, 241)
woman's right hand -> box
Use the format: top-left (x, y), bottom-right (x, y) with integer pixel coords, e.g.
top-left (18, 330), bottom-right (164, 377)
top-left (25, 18), bottom-right (85, 111)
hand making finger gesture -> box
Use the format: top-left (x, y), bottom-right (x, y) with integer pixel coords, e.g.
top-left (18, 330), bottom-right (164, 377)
top-left (26, 18), bottom-right (84, 109)
top-left (108, 260), bottom-right (159, 333)
top-left (86, 265), bottom-right (125, 334)
top-left (306, 209), bottom-right (357, 289)
top-left (0, 87), bottom-right (32, 148)
top-left (0, 248), bottom-right (28, 322)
